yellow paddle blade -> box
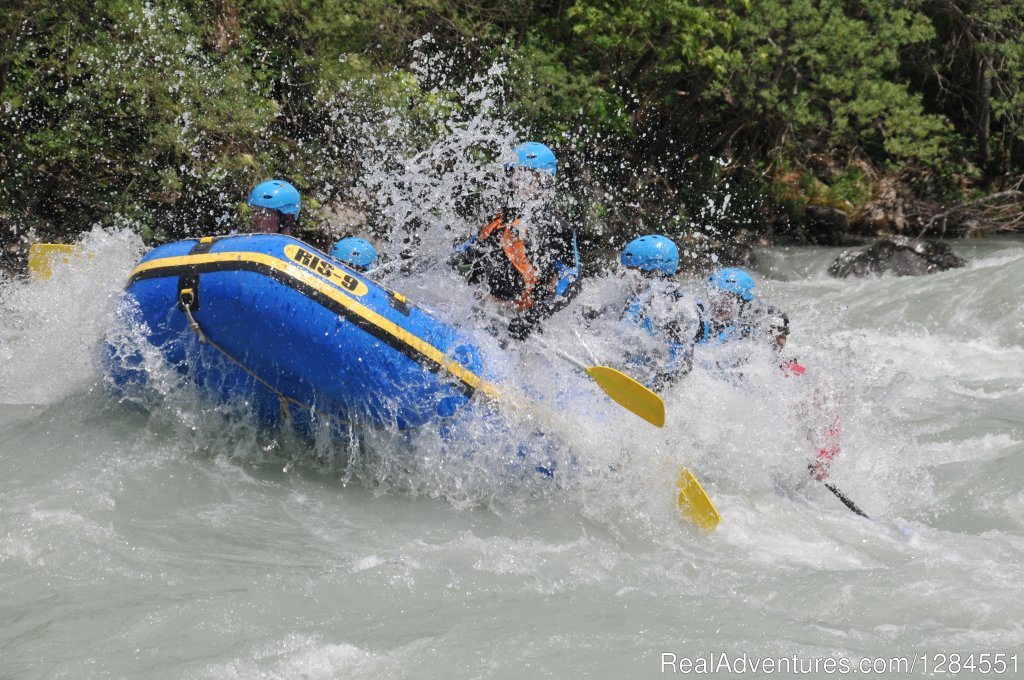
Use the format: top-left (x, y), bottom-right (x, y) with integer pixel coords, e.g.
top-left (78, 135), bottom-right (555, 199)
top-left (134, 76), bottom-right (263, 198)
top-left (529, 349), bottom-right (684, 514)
top-left (28, 244), bottom-right (78, 280)
top-left (677, 467), bottom-right (721, 531)
top-left (585, 365), bottom-right (665, 427)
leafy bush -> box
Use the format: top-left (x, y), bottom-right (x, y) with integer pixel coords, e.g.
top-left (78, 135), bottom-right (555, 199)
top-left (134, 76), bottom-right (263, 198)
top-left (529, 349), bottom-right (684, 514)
top-left (2, 0), bottom-right (1023, 247)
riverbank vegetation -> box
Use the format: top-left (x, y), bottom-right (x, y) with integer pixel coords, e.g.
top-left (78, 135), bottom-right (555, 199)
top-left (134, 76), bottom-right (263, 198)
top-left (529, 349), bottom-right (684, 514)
top-left (3, 0), bottom-right (1024, 258)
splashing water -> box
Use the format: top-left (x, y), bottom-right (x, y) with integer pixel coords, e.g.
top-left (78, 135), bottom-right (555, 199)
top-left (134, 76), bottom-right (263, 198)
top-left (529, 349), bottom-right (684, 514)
top-left (2, 45), bottom-right (1024, 677)
top-left (0, 227), bottom-right (145, 404)
top-left (4, 234), bottom-right (1024, 679)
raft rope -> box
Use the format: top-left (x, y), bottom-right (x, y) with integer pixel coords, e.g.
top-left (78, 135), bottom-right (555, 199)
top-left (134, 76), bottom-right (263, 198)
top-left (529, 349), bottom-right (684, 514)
top-left (179, 288), bottom-right (310, 424)
top-left (175, 286), bottom-right (572, 448)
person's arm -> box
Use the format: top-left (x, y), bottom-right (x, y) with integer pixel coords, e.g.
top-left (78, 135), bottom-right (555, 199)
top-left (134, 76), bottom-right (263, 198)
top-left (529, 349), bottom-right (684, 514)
top-left (507, 216), bottom-right (581, 340)
top-left (653, 294), bottom-right (701, 384)
top-left (539, 216), bottom-right (582, 313)
top-left (450, 234), bottom-right (498, 287)
top-left (452, 212), bottom-right (508, 281)
top-left (787, 362), bottom-right (842, 480)
top-left (552, 228), bottom-right (580, 299)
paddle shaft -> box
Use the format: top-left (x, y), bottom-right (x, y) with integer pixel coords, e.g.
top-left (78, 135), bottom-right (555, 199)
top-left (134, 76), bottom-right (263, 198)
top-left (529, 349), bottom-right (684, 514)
top-left (824, 482), bottom-right (870, 518)
top-left (544, 343), bottom-right (588, 372)
top-left (808, 462), bottom-right (869, 518)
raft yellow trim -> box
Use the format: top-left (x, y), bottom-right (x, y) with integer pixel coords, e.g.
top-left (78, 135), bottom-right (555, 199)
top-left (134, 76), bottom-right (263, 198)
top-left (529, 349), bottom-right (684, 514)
top-left (128, 251), bottom-right (504, 400)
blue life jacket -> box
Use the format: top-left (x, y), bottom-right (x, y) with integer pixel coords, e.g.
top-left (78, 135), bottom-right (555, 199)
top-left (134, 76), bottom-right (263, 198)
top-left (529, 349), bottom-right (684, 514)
top-left (621, 283), bottom-right (699, 389)
top-left (694, 300), bottom-right (755, 346)
top-left (553, 231), bottom-right (580, 298)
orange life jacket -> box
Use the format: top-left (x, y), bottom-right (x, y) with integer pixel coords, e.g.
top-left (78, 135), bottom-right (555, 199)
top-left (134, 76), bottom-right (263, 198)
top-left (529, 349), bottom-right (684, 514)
top-left (478, 213), bottom-right (541, 311)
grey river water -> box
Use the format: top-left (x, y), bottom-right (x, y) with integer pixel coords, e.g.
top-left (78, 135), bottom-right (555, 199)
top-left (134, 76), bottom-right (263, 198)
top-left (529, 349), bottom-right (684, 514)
top-left (1, 231), bottom-right (1022, 678)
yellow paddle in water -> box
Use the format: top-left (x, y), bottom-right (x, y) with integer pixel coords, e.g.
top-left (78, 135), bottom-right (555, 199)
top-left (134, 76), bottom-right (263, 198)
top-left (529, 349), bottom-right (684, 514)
top-left (584, 365), bottom-right (666, 427)
top-left (534, 340), bottom-right (723, 529)
top-left (533, 340), bottom-right (720, 527)
top-left (28, 244), bottom-right (79, 280)
top-left (540, 342), bottom-right (665, 428)
top-left (677, 467), bottom-right (721, 530)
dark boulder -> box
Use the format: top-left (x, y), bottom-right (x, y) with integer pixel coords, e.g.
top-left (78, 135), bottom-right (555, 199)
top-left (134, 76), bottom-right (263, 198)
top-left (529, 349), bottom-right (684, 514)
top-left (804, 205), bottom-right (850, 246)
top-left (828, 236), bottom-right (966, 278)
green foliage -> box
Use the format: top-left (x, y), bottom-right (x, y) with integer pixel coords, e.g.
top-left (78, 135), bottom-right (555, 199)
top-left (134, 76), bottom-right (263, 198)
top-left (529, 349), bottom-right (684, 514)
top-left (826, 167), bottom-right (874, 207)
top-left (2, 0), bottom-right (1024, 244)
top-left (1, 1), bottom-right (278, 239)
top-left (903, 0), bottom-right (1024, 177)
top-left (507, 37), bottom-right (632, 139)
top-left (731, 1), bottom-right (948, 161)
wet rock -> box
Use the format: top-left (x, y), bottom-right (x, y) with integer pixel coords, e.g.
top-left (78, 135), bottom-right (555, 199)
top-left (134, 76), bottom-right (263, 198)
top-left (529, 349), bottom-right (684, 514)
top-left (828, 236), bottom-right (966, 278)
top-left (804, 205), bottom-right (850, 246)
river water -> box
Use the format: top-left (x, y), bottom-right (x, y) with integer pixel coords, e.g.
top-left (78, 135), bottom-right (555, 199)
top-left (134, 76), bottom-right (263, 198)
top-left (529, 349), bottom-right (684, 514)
top-left (1, 230), bottom-right (1022, 679)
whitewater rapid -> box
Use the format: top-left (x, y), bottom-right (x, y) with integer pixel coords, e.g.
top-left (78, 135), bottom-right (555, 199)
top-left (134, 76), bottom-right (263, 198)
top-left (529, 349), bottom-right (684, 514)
top-left (1, 230), bottom-right (1022, 678)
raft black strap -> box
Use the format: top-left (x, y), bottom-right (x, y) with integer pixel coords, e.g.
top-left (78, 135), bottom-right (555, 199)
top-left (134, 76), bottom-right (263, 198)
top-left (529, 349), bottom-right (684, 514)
top-left (177, 237), bottom-right (218, 312)
top-left (389, 291), bottom-right (410, 316)
top-left (178, 287), bottom-right (197, 316)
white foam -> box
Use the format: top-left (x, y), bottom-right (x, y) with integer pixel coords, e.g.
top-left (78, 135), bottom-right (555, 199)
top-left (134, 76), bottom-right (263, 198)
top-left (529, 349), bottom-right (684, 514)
top-left (0, 227), bottom-right (145, 404)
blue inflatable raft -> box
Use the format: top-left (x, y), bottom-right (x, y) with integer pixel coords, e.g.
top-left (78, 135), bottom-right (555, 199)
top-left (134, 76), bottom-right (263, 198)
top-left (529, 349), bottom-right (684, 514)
top-left (108, 234), bottom-right (503, 430)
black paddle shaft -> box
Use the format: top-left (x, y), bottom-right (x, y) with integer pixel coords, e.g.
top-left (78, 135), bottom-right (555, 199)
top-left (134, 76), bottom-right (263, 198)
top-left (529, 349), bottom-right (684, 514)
top-left (824, 482), bottom-right (870, 519)
top-left (808, 464), bottom-right (870, 519)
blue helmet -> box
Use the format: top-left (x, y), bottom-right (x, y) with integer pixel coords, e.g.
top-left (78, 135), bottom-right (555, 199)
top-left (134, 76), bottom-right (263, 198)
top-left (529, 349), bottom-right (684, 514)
top-left (330, 237), bottom-right (377, 270)
top-left (707, 268), bottom-right (756, 301)
top-left (620, 235), bottom-right (679, 276)
top-left (505, 142), bottom-right (557, 176)
top-left (248, 180), bottom-right (301, 217)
